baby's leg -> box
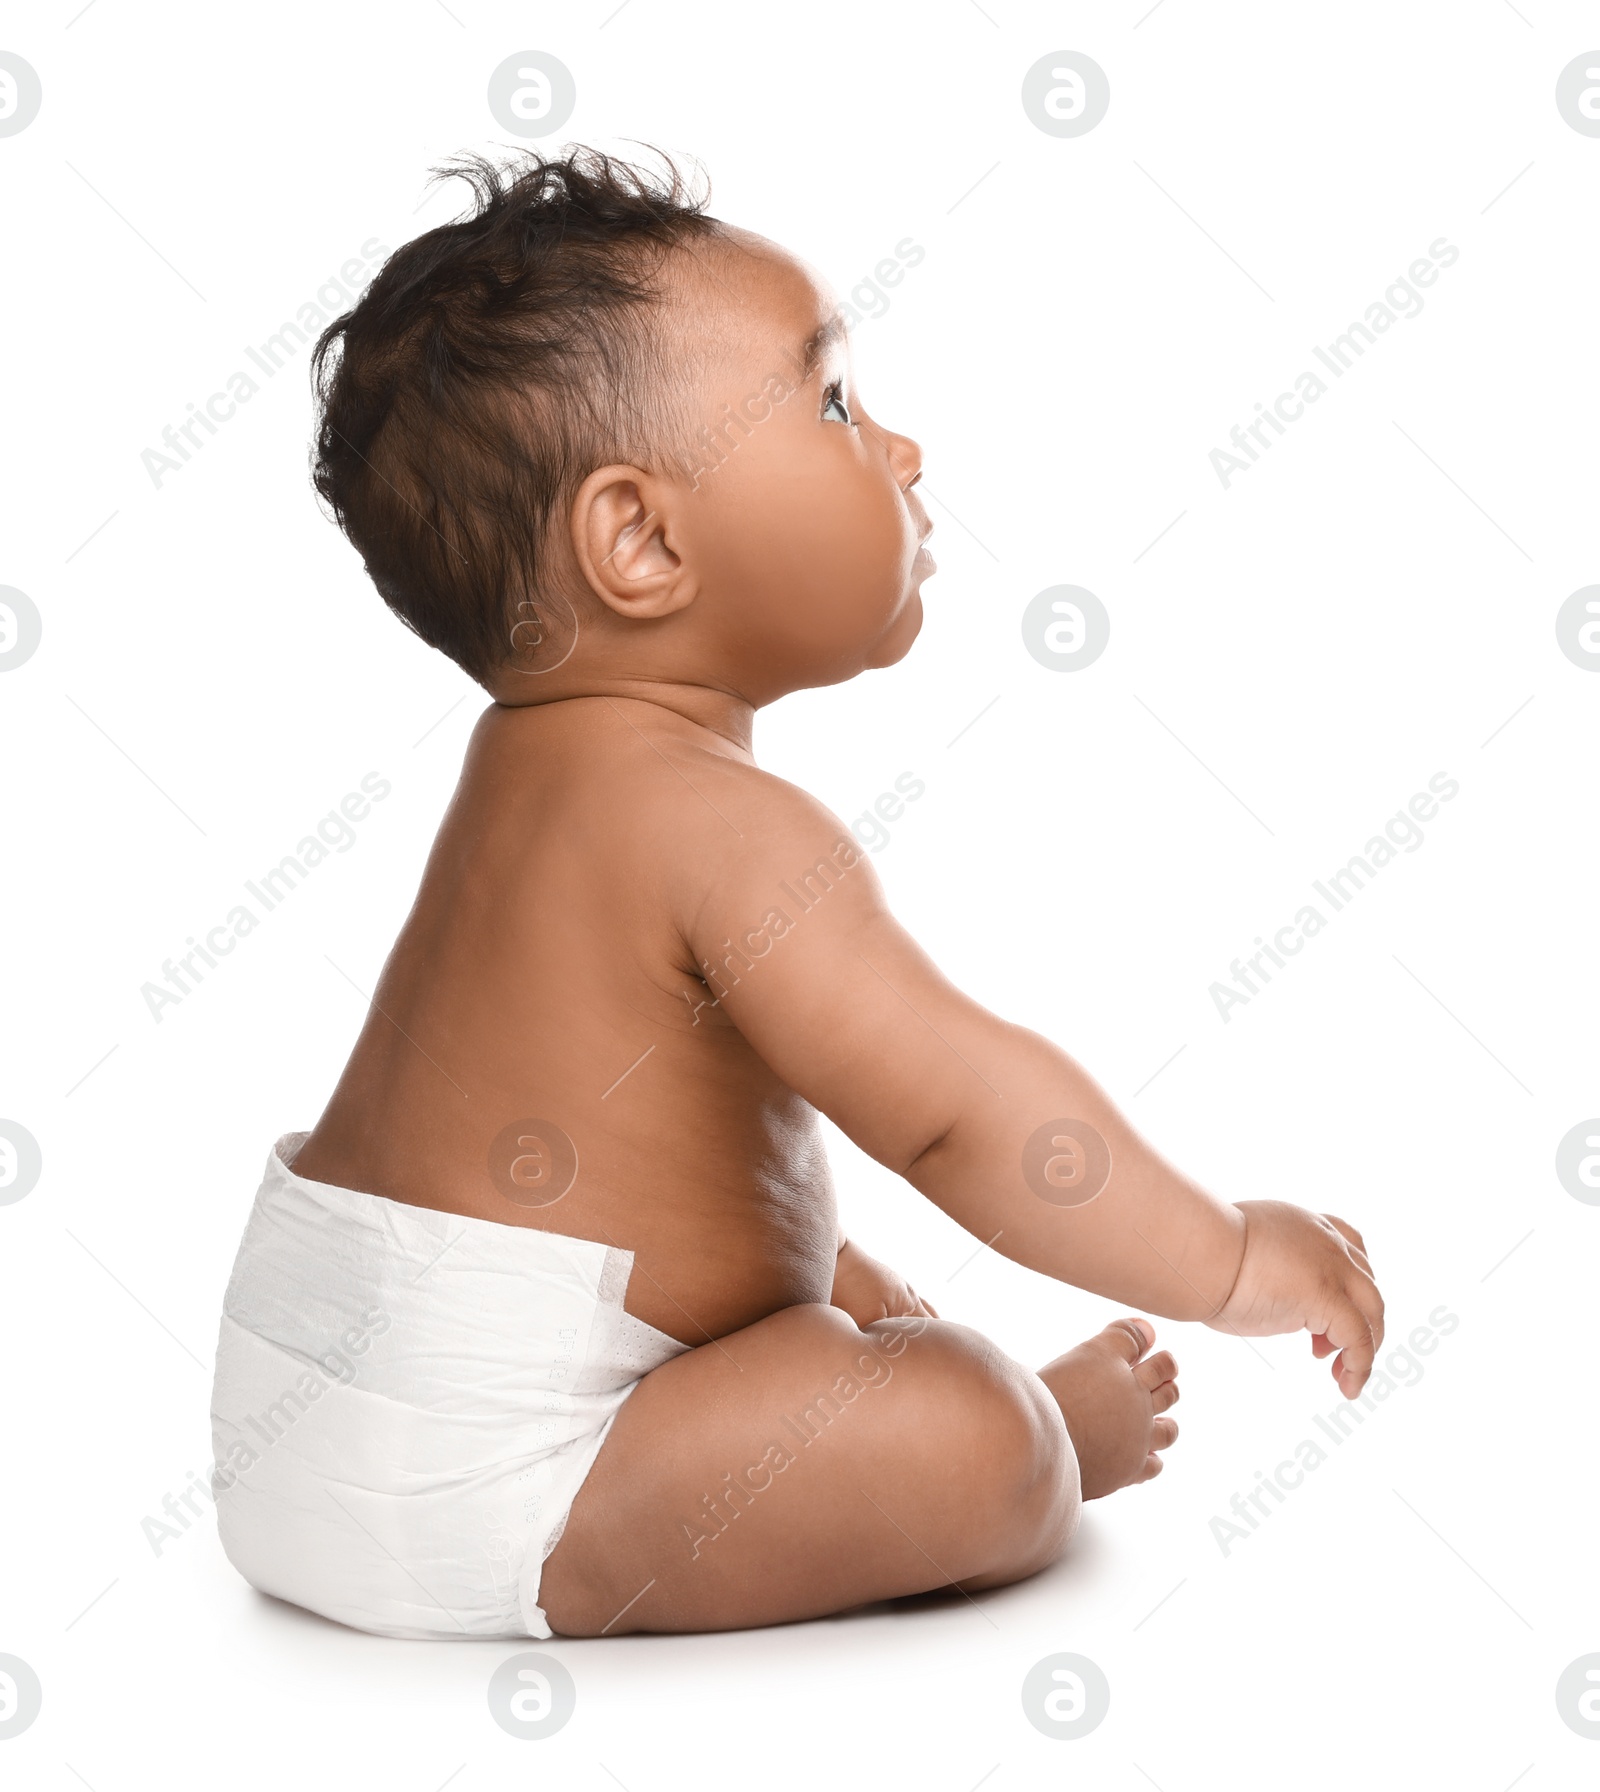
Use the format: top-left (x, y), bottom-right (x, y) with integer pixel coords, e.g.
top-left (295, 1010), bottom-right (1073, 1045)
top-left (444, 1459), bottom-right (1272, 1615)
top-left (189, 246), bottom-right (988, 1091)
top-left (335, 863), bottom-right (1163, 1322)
top-left (540, 1303), bottom-right (1177, 1636)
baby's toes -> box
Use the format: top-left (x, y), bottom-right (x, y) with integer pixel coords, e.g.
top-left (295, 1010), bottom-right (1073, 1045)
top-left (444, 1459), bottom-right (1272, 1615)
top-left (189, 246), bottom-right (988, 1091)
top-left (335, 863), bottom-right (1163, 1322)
top-left (1150, 1377), bottom-right (1179, 1414)
top-left (1136, 1421), bottom-right (1179, 1481)
top-left (1136, 1349), bottom-right (1177, 1391)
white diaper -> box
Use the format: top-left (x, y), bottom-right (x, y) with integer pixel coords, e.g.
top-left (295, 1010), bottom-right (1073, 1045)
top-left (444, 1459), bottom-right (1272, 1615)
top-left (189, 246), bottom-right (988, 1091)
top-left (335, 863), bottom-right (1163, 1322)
top-left (210, 1133), bottom-right (690, 1639)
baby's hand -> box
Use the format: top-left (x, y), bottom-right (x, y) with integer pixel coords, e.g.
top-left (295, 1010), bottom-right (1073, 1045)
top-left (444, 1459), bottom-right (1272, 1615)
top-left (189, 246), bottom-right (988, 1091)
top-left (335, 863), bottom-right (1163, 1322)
top-left (1207, 1200), bottom-right (1384, 1398)
top-left (830, 1238), bottom-right (938, 1328)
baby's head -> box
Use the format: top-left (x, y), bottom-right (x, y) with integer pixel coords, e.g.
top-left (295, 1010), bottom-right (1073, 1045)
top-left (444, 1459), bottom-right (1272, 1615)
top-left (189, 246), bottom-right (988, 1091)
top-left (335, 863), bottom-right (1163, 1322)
top-left (311, 146), bottom-right (932, 705)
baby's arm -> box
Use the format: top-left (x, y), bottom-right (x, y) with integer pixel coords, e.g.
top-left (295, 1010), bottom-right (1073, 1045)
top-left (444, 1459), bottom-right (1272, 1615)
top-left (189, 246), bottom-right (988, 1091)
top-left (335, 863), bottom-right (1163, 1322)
top-left (681, 779), bottom-right (1383, 1393)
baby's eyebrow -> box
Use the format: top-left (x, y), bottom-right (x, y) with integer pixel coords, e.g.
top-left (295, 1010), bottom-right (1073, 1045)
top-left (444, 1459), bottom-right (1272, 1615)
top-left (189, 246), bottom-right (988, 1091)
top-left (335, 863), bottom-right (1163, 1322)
top-left (795, 313), bottom-right (848, 382)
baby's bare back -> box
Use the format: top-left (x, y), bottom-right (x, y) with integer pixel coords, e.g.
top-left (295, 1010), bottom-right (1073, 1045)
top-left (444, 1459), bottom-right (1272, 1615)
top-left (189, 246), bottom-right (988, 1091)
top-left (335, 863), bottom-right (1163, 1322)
top-left (292, 696), bottom-right (838, 1344)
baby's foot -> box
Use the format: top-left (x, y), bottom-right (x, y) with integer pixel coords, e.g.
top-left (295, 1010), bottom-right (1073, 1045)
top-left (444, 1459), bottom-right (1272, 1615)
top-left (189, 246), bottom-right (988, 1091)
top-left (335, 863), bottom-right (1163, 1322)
top-left (1036, 1318), bottom-right (1179, 1499)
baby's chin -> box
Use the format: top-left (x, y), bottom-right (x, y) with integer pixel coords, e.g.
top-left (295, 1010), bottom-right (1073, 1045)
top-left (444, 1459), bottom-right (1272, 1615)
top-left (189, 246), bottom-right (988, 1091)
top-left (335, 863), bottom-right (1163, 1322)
top-left (862, 589), bottom-right (925, 671)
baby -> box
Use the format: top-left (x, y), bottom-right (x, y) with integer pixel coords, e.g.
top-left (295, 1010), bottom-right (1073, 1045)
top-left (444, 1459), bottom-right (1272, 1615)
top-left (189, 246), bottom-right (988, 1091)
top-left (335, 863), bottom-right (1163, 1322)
top-left (209, 147), bottom-right (1384, 1642)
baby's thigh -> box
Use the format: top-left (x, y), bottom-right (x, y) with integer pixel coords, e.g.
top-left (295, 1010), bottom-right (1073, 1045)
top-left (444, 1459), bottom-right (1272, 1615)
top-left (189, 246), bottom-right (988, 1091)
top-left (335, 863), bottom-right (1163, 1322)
top-left (540, 1302), bottom-right (1078, 1636)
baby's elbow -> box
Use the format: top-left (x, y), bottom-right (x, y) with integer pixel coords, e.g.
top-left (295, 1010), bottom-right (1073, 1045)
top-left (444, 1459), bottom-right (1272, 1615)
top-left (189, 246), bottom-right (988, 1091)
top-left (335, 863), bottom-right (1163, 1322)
top-left (899, 1119), bottom-right (957, 1178)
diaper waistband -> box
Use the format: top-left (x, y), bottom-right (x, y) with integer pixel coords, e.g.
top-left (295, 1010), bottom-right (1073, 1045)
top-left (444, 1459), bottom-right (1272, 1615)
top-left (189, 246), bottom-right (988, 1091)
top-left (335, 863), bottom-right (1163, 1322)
top-left (220, 1133), bottom-right (682, 1411)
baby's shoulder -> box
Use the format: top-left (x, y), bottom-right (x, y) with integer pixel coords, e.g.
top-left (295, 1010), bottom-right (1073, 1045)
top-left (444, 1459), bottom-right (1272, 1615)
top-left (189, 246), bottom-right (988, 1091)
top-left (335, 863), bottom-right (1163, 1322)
top-left (601, 718), bottom-right (863, 890)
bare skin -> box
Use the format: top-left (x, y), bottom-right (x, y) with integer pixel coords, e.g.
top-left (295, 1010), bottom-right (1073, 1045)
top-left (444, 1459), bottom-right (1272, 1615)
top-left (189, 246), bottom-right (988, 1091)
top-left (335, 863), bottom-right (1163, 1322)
top-left (292, 226), bottom-right (1383, 1635)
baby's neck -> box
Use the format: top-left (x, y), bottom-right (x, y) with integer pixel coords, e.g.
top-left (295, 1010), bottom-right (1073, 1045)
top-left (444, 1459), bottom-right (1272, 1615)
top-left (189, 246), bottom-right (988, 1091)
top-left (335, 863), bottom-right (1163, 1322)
top-left (496, 680), bottom-right (757, 758)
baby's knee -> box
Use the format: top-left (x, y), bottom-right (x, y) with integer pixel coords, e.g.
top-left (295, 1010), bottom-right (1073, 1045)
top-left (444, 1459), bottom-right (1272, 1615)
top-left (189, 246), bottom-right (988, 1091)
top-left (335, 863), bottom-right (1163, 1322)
top-left (969, 1348), bottom-right (1079, 1572)
top-left (863, 1315), bottom-right (1080, 1574)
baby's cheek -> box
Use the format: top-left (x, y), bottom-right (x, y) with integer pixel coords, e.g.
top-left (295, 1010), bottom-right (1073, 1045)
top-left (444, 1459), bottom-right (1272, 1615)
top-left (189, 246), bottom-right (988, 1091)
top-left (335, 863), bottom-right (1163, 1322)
top-left (824, 486), bottom-right (914, 604)
top-left (716, 465), bottom-right (913, 658)
top-left (813, 528), bottom-right (906, 641)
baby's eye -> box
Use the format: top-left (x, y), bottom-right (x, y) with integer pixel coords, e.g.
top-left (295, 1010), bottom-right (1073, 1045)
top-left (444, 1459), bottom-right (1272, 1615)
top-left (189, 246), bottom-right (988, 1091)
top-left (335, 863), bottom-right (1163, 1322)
top-left (822, 384), bottom-right (854, 426)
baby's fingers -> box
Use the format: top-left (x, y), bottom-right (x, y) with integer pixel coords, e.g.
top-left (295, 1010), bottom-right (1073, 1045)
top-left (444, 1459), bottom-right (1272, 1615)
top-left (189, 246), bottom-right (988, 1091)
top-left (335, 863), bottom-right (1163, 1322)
top-left (1320, 1213), bottom-right (1386, 1371)
top-left (1316, 1286), bottom-right (1379, 1397)
top-left (1340, 1254), bottom-right (1386, 1362)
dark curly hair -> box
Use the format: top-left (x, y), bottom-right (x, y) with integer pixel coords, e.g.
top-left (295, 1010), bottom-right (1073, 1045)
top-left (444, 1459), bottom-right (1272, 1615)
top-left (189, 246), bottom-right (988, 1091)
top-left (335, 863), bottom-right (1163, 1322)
top-left (309, 145), bottom-right (722, 684)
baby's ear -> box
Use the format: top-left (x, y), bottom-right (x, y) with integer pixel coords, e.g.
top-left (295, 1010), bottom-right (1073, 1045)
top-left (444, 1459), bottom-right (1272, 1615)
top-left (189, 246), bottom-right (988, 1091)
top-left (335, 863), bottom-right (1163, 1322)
top-left (570, 465), bottom-right (695, 620)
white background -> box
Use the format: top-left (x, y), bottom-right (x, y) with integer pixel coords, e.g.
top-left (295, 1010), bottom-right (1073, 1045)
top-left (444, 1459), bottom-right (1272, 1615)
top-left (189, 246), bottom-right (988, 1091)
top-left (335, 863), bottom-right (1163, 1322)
top-left (2, 1), bottom-right (1597, 1786)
